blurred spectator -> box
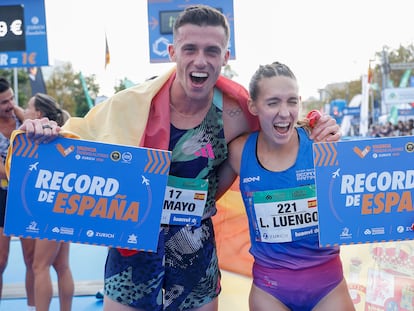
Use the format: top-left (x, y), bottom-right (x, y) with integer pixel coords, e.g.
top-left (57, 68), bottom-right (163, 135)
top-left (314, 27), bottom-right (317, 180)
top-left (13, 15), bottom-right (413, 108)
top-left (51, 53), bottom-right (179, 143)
top-left (369, 119), bottom-right (414, 138)
top-left (24, 93), bottom-right (74, 311)
top-left (378, 122), bottom-right (393, 137)
top-left (0, 77), bottom-right (35, 311)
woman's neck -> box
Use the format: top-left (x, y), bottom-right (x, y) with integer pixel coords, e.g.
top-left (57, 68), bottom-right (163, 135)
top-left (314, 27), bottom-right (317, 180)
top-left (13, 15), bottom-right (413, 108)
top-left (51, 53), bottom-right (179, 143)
top-left (256, 129), bottom-right (299, 172)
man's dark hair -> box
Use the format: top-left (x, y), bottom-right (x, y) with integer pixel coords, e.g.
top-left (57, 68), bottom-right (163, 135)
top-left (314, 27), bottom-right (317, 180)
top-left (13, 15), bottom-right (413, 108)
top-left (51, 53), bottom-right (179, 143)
top-left (173, 5), bottom-right (230, 44)
top-left (0, 78), bottom-right (11, 93)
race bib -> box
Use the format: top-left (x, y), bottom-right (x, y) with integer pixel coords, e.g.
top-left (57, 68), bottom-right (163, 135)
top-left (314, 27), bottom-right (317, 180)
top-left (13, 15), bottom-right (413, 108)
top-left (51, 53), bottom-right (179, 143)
top-left (161, 176), bottom-right (208, 226)
top-left (252, 185), bottom-right (318, 243)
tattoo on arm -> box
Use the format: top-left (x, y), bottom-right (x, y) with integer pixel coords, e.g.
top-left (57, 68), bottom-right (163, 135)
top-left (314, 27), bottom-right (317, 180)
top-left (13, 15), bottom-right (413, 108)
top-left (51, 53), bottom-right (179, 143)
top-left (225, 107), bottom-right (242, 118)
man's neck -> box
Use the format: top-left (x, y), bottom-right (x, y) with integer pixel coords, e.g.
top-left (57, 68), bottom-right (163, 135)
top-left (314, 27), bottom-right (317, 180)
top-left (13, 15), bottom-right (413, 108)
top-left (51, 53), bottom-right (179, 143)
top-left (170, 79), bottom-right (213, 111)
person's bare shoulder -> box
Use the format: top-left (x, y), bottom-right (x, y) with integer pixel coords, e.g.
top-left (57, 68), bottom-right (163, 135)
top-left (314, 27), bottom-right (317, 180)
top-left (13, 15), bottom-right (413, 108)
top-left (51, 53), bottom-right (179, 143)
top-left (227, 132), bottom-right (249, 174)
top-left (222, 94), bottom-right (251, 143)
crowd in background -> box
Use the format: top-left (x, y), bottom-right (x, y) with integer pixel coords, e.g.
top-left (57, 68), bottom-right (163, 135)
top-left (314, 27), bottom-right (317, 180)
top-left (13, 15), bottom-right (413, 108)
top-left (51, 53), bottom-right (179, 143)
top-left (369, 119), bottom-right (414, 137)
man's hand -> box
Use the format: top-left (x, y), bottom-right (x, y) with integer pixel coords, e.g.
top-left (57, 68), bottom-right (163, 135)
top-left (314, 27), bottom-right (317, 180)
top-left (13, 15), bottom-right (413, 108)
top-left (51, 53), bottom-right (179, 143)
top-left (19, 117), bottom-right (61, 143)
top-left (307, 110), bottom-right (341, 142)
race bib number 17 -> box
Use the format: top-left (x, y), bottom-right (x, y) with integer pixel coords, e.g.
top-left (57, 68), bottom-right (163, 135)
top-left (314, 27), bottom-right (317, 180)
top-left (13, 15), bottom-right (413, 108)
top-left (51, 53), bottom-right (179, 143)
top-left (161, 176), bottom-right (208, 226)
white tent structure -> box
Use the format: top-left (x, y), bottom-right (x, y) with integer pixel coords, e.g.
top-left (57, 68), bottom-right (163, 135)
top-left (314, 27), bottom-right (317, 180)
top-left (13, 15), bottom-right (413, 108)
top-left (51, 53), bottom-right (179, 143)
top-left (340, 94), bottom-right (362, 137)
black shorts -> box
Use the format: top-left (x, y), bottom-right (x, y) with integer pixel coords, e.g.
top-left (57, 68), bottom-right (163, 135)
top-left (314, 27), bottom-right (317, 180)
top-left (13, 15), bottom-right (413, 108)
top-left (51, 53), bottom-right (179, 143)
top-left (0, 188), bottom-right (7, 227)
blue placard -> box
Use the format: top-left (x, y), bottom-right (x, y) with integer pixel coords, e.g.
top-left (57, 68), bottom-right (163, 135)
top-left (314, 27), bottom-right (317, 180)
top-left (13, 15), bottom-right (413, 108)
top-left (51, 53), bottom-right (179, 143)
top-left (342, 107), bottom-right (361, 116)
top-left (5, 134), bottom-right (171, 252)
top-left (313, 136), bottom-right (414, 246)
top-left (0, 0), bottom-right (49, 68)
top-left (147, 0), bottom-right (235, 63)
top-left (398, 108), bottom-right (414, 116)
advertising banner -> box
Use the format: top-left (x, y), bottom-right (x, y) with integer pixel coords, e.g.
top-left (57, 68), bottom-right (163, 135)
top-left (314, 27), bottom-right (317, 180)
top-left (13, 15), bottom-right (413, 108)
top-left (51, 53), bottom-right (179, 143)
top-left (5, 133), bottom-right (171, 252)
top-left (313, 136), bottom-right (414, 247)
top-left (147, 0), bottom-right (235, 63)
top-left (0, 0), bottom-right (48, 68)
top-left (383, 87), bottom-right (414, 105)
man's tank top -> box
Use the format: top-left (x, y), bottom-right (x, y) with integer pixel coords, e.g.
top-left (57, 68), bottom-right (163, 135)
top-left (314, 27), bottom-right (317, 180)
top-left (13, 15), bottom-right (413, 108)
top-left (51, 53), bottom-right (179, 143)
top-left (0, 116), bottom-right (21, 190)
top-left (169, 88), bottom-right (227, 219)
top-left (239, 127), bottom-right (339, 269)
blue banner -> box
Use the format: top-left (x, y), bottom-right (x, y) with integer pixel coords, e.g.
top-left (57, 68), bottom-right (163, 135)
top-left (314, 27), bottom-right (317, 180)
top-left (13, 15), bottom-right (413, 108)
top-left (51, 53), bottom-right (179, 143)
top-left (5, 134), bottom-right (171, 252)
top-left (313, 136), bottom-right (414, 246)
top-left (147, 0), bottom-right (235, 63)
top-left (0, 0), bottom-right (48, 68)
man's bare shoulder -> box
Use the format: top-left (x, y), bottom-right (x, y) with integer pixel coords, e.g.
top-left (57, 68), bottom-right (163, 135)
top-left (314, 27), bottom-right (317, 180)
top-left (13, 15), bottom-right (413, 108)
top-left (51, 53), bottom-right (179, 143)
top-left (222, 94), bottom-right (251, 143)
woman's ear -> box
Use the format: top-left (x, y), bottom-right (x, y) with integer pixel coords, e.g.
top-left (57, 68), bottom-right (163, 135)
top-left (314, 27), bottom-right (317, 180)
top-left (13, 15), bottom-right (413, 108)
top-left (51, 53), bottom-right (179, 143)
top-left (36, 110), bottom-right (43, 119)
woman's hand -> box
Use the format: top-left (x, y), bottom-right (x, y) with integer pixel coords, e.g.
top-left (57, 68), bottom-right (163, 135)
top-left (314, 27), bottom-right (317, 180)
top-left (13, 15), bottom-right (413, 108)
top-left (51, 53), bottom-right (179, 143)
top-left (309, 113), bottom-right (341, 142)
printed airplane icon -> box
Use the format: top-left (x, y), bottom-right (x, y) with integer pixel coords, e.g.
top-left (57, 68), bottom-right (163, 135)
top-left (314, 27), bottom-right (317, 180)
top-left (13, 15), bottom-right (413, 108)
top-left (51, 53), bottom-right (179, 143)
top-left (332, 168), bottom-right (340, 178)
top-left (141, 175), bottom-right (150, 185)
top-left (29, 162), bottom-right (39, 171)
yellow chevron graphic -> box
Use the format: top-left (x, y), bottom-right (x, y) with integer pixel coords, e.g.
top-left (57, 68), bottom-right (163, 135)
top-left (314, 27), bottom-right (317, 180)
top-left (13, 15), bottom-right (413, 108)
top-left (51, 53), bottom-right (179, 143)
top-left (13, 134), bottom-right (39, 159)
top-left (314, 142), bottom-right (338, 167)
top-left (160, 152), bottom-right (170, 175)
top-left (144, 149), bottom-right (171, 175)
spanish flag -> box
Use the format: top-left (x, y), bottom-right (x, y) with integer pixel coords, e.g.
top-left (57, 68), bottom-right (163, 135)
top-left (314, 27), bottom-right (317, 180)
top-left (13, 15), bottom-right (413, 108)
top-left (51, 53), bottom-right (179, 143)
top-left (105, 33), bottom-right (110, 69)
top-left (194, 193), bottom-right (206, 200)
top-left (367, 63), bottom-right (373, 84)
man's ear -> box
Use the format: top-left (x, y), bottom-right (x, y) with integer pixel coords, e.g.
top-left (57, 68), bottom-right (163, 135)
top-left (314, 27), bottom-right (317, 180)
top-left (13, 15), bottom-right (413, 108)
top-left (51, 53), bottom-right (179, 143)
top-left (222, 49), bottom-right (230, 66)
top-left (168, 44), bottom-right (175, 62)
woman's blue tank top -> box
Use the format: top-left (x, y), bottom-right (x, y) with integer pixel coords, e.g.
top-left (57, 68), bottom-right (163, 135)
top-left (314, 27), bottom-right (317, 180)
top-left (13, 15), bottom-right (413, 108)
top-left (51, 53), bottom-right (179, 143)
top-left (239, 127), bottom-right (339, 269)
